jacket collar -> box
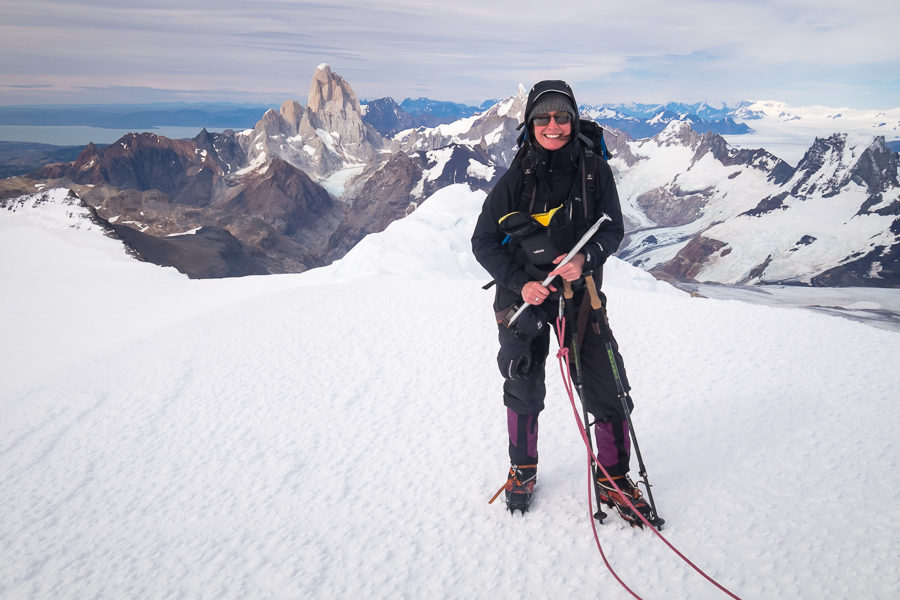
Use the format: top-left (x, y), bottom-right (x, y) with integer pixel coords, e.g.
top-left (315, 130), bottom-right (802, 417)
top-left (532, 137), bottom-right (580, 171)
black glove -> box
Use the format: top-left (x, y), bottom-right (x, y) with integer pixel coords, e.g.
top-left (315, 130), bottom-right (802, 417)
top-left (582, 242), bottom-right (609, 269)
top-left (496, 308), bottom-right (546, 381)
top-left (498, 347), bottom-right (532, 381)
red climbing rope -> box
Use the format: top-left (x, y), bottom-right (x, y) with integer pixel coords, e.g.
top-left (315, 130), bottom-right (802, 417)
top-left (555, 314), bottom-right (742, 600)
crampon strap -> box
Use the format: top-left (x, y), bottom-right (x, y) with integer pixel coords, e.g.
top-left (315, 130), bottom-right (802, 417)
top-left (488, 465), bottom-right (538, 504)
top-left (554, 314), bottom-right (742, 600)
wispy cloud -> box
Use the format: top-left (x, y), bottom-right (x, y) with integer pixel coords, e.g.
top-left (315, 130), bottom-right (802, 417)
top-left (1, 0), bottom-right (897, 107)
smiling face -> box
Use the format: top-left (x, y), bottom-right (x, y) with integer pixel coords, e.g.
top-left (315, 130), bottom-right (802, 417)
top-left (532, 111), bottom-right (573, 151)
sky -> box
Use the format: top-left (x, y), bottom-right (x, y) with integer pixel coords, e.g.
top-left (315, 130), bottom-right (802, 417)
top-left (1, 0), bottom-right (898, 108)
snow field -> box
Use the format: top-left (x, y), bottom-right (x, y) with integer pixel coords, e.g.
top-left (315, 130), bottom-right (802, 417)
top-left (1, 185), bottom-right (898, 599)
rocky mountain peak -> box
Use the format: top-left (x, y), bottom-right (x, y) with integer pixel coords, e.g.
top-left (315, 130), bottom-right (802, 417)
top-left (241, 65), bottom-right (386, 183)
top-left (655, 120), bottom-right (702, 149)
top-left (279, 100), bottom-right (306, 135)
top-left (256, 108), bottom-right (288, 137)
top-left (788, 133), bottom-right (879, 198)
top-left (303, 64), bottom-right (379, 159)
top-left (396, 88), bottom-right (526, 168)
top-left (848, 136), bottom-right (899, 197)
top-left (797, 133), bottom-right (847, 168)
top-left (308, 63), bottom-right (361, 116)
top-left (689, 130), bottom-right (792, 182)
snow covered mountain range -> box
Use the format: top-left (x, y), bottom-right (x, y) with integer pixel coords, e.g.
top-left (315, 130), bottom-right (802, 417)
top-left (614, 122), bottom-right (899, 286)
top-left (1, 64), bottom-right (897, 286)
top-left (0, 66), bottom-right (503, 277)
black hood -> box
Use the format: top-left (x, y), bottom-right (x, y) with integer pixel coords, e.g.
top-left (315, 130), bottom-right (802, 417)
top-left (518, 80), bottom-right (580, 150)
top-left (524, 80), bottom-right (579, 125)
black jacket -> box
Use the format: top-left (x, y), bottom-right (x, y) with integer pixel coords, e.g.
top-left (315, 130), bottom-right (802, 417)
top-left (471, 138), bottom-right (625, 308)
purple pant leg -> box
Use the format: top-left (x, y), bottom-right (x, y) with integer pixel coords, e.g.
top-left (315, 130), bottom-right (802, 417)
top-left (507, 408), bottom-right (538, 465)
top-left (593, 419), bottom-right (631, 475)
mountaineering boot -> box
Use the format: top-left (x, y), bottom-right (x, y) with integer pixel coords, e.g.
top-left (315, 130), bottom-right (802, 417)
top-left (505, 465), bottom-right (536, 513)
top-left (489, 464), bottom-right (537, 514)
top-left (596, 473), bottom-right (655, 527)
top-left (497, 409), bottom-right (539, 514)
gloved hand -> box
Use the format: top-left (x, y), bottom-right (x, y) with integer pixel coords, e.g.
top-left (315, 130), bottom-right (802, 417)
top-left (496, 308), bottom-right (545, 381)
top-left (582, 242), bottom-right (609, 269)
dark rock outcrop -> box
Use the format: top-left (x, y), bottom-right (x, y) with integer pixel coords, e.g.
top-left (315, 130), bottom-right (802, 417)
top-left (653, 236), bottom-right (727, 281)
top-left (111, 224), bottom-right (269, 278)
top-left (325, 152), bottom-right (424, 261)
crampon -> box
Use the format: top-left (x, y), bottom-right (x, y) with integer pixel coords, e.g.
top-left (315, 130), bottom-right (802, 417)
top-left (596, 474), bottom-right (665, 529)
top-left (489, 465), bottom-right (536, 514)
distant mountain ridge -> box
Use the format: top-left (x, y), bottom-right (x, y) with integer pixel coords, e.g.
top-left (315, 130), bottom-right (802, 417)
top-left (0, 141), bottom-right (92, 179)
top-left (398, 97), bottom-right (488, 119)
top-left (5, 97), bottom-right (897, 147)
top-left (2, 65), bottom-right (898, 286)
top-left (359, 97), bottom-right (754, 139)
top-left (613, 122), bottom-right (899, 287)
top-left (0, 103), bottom-right (275, 129)
top-left (360, 97), bottom-right (489, 136)
top-left (1, 65), bottom-right (503, 278)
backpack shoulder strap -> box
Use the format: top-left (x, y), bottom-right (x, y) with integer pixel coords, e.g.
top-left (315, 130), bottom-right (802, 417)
top-left (519, 148), bottom-right (537, 215)
top-left (576, 119), bottom-right (609, 221)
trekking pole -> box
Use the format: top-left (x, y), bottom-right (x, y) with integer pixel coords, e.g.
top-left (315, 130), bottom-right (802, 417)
top-left (556, 285), bottom-right (742, 599)
top-left (584, 275), bottom-right (664, 527)
top-left (558, 282), bottom-right (608, 523)
top-left (506, 213), bottom-right (611, 327)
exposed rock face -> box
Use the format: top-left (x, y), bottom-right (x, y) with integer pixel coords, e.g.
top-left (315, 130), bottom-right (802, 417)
top-left (362, 97), bottom-right (443, 136)
top-left (618, 121), bottom-right (792, 237)
top-left (243, 64), bottom-right (385, 182)
top-left (812, 238), bottom-right (900, 286)
top-left (624, 125), bottom-right (900, 287)
top-left (789, 134), bottom-right (854, 198)
top-left (8, 66), bottom-right (501, 278)
top-left (742, 192), bottom-right (790, 217)
top-left (628, 127), bottom-right (791, 230)
top-left (325, 151), bottom-right (425, 261)
top-left (849, 137), bottom-right (899, 200)
top-left (398, 87), bottom-right (526, 168)
top-left (601, 127), bottom-right (638, 167)
top-left (323, 143), bottom-right (500, 262)
top-left (637, 184), bottom-right (713, 227)
top-left (21, 127), bottom-right (349, 276)
top-left (68, 134), bottom-right (223, 204)
top-left (220, 158), bottom-right (345, 250)
top-left (693, 131), bottom-right (793, 184)
top-left (194, 128), bottom-right (247, 173)
top-left (306, 65), bottom-right (382, 161)
top-left (279, 100), bottom-right (305, 135)
top-left (12, 66), bottom-right (895, 287)
top-left (654, 236), bottom-right (728, 281)
top-left (414, 144), bottom-right (499, 198)
top-left (110, 224), bottom-right (269, 279)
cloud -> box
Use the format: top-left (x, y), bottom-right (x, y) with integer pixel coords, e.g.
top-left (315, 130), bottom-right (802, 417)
top-left (1, 84), bottom-right (54, 90)
top-left (1, 0), bottom-right (897, 107)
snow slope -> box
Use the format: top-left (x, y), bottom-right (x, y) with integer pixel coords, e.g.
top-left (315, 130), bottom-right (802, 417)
top-left (1, 186), bottom-right (899, 599)
top-left (612, 122), bottom-right (780, 268)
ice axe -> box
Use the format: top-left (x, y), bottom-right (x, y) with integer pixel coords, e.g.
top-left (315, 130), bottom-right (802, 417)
top-left (505, 212), bottom-right (611, 327)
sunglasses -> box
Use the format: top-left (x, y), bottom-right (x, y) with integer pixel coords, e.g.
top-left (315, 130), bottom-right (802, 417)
top-left (531, 112), bottom-right (572, 126)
